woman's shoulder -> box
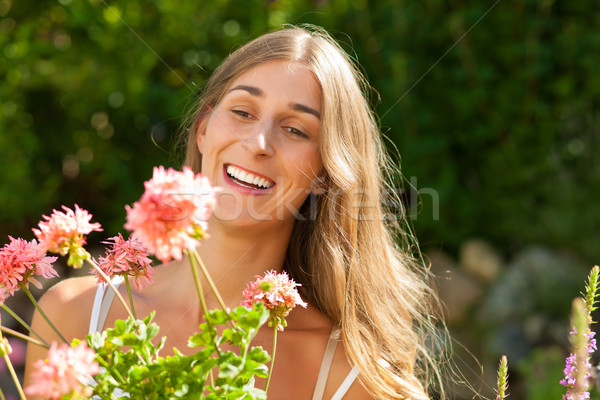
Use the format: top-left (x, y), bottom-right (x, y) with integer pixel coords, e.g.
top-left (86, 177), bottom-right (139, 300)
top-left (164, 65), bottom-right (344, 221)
top-left (281, 306), bottom-right (376, 400)
top-left (25, 275), bottom-right (100, 387)
top-left (40, 274), bottom-right (98, 306)
top-left (37, 275), bottom-right (99, 337)
top-left (325, 329), bottom-right (377, 400)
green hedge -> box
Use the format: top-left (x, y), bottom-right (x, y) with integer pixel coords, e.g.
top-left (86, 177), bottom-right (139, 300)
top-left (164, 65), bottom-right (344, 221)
top-left (1, 0), bottom-right (598, 258)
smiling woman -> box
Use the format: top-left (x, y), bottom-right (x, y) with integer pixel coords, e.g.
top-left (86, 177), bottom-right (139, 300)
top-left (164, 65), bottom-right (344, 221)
top-left (24, 26), bottom-right (445, 400)
top-left (180, 26), bottom-right (446, 399)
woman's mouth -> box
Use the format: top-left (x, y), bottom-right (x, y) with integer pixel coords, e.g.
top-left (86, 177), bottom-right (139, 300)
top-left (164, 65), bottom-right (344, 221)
top-left (225, 164), bottom-right (275, 190)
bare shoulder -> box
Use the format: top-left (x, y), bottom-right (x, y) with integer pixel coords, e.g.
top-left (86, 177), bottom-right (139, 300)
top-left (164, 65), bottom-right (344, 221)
top-left (298, 308), bottom-right (376, 399)
top-left (329, 337), bottom-right (378, 400)
top-left (41, 274), bottom-right (98, 301)
top-left (25, 275), bottom-right (99, 388)
top-left (281, 305), bottom-right (377, 399)
top-left (32, 275), bottom-right (99, 344)
top-left (38, 275), bottom-right (98, 329)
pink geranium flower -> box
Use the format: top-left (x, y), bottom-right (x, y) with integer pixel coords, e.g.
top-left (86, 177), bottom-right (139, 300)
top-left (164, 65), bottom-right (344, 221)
top-left (0, 236), bottom-right (58, 297)
top-left (124, 166), bottom-right (217, 264)
top-left (0, 285), bottom-right (8, 305)
top-left (242, 270), bottom-right (307, 331)
top-left (92, 233), bottom-right (155, 291)
top-left (33, 204), bottom-right (102, 268)
top-left (25, 342), bottom-right (100, 399)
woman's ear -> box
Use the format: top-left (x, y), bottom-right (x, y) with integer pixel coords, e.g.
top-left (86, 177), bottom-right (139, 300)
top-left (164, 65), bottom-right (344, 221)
top-left (196, 106), bottom-right (212, 154)
top-left (196, 126), bottom-right (205, 154)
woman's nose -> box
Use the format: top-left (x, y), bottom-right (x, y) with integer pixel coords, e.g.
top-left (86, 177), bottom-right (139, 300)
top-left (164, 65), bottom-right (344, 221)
top-left (243, 123), bottom-right (275, 157)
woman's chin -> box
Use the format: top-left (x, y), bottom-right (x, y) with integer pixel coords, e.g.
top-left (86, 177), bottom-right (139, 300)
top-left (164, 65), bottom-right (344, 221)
top-left (211, 207), bottom-right (297, 235)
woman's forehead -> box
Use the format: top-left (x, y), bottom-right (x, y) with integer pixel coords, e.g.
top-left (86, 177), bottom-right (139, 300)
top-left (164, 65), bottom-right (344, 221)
top-left (226, 61), bottom-right (321, 108)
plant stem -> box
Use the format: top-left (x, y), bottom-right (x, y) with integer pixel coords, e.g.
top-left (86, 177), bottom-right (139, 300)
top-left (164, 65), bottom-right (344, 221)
top-left (0, 326), bottom-right (48, 349)
top-left (191, 248), bottom-right (229, 315)
top-left (264, 325), bottom-right (278, 393)
top-left (96, 357), bottom-right (127, 386)
top-left (20, 285), bottom-right (67, 344)
top-left (188, 251), bottom-right (221, 371)
top-left (0, 385), bottom-right (6, 400)
top-left (124, 277), bottom-right (137, 319)
top-left (189, 251), bottom-right (210, 318)
top-left (86, 258), bottom-right (134, 320)
top-left (1, 304), bottom-right (49, 348)
top-left (3, 353), bottom-right (27, 400)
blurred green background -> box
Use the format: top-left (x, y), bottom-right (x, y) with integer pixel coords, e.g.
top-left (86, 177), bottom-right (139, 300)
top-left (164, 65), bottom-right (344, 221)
top-left (1, 0), bottom-right (599, 398)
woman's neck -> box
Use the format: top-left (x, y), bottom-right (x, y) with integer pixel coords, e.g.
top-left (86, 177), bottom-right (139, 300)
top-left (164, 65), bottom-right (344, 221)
top-left (190, 217), bottom-right (294, 308)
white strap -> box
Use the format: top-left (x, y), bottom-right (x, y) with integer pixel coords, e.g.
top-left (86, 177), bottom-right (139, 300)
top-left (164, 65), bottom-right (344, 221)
top-left (312, 326), bottom-right (341, 400)
top-left (88, 283), bottom-right (106, 334)
top-left (88, 277), bottom-right (131, 399)
top-left (330, 365), bottom-right (360, 400)
top-left (88, 277), bottom-right (124, 334)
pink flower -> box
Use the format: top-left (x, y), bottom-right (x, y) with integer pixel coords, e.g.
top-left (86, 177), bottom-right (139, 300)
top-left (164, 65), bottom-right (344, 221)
top-left (0, 236), bottom-right (58, 296)
top-left (561, 327), bottom-right (596, 399)
top-left (33, 205), bottom-right (102, 268)
top-left (25, 342), bottom-right (100, 399)
top-left (0, 285), bottom-right (8, 305)
top-left (561, 353), bottom-right (577, 386)
top-left (92, 233), bottom-right (155, 291)
top-left (124, 166), bottom-right (217, 264)
top-left (242, 270), bottom-right (307, 331)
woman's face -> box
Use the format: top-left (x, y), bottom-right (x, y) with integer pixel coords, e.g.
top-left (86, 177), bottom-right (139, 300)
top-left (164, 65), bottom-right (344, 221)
top-left (197, 60), bottom-right (323, 228)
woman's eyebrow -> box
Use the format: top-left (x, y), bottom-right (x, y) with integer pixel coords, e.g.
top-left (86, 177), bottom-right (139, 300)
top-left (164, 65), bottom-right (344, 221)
top-left (290, 102), bottom-right (320, 119)
top-left (228, 85), bottom-right (320, 119)
top-left (228, 85), bottom-right (263, 96)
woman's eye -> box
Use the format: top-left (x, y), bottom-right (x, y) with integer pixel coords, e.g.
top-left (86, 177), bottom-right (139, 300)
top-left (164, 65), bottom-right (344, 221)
top-left (285, 126), bottom-right (309, 139)
top-left (231, 109), bottom-right (253, 119)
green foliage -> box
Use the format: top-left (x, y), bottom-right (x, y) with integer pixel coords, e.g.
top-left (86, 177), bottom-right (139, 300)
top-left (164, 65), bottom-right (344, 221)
top-left (518, 346), bottom-right (600, 400)
top-left (518, 346), bottom-right (568, 400)
top-left (87, 304), bottom-right (270, 399)
top-left (1, 0), bottom-right (598, 260)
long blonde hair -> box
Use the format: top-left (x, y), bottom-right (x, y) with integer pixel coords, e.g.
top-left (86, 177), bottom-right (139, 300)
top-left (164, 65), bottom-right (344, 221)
top-left (182, 26), bottom-right (443, 399)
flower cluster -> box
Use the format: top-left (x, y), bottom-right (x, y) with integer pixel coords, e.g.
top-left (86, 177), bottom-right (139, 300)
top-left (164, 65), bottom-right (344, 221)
top-left (0, 236), bottom-right (58, 296)
top-left (93, 233), bottom-right (155, 291)
top-left (25, 342), bottom-right (100, 400)
top-left (561, 266), bottom-right (600, 400)
top-left (561, 328), bottom-right (597, 399)
top-left (1, 167), bottom-right (285, 399)
top-left (33, 204), bottom-right (102, 268)
top-left (242, 270), bottom-right (307, 331)
top-left (124, 166), bottom-right (217, 264)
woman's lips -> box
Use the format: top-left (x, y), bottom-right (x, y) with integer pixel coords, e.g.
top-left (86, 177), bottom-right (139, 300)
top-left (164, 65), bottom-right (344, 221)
top-left (223, 164), bottom-right (276, 193)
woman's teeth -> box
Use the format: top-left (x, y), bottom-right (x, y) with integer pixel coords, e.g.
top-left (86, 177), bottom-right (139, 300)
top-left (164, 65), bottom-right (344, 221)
top-left (226, 165), bottom-right (274, 189)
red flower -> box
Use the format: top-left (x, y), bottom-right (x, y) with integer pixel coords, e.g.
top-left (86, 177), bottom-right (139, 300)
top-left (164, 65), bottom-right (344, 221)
top-left (0, 236), bottom-right (58, 297)
top-left (124, 166), bottom-right (217, 264)
top-left (92, 233), bottom-right (154, 291)
top-left (25, 342), bottom-right (99, 399)
top-left (32, 205), bottom-right (102, 268)
top-left (242, 270), bottom-right (307, 331)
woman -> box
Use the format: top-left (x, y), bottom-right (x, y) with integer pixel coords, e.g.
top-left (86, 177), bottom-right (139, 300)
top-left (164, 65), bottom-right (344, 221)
top-left (25, 26), bottom-right (442, 399)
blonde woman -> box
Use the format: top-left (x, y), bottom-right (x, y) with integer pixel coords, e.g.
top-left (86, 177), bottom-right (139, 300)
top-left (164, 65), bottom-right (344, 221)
top-left (26, 26), bottom-right (442, 399)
